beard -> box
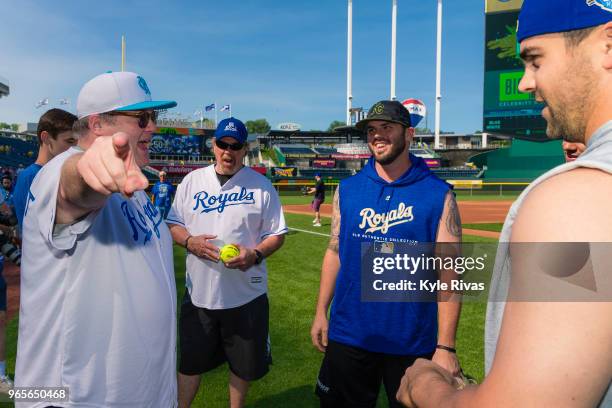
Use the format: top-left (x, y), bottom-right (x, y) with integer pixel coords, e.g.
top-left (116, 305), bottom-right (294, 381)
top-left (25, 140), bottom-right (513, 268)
top-left (369, 136), bottom-right (407, 165)
top-left (543, 51), bottom-right (597, 143)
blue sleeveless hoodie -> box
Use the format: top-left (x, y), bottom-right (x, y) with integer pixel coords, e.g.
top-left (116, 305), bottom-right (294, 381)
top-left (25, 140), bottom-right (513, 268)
top-left (329, 154), bottom-right (450, 355)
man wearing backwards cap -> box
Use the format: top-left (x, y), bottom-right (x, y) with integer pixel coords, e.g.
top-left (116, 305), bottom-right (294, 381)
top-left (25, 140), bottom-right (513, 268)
top-left (397, 1), bottom-right (612, 407)
top-left (166, 117), bottom-right (287, 408)
top-left (311, 100), bottom-right (463, 407)
top-left (14, 71), bottom-right (179, 407)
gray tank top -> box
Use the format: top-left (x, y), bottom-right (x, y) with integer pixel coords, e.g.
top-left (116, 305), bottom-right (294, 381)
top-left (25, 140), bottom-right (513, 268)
top-left (485, 121), bottom-right (612, 407)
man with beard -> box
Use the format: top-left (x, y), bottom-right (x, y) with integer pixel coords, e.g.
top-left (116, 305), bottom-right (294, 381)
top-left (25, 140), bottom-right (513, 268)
top-left (311, 100), bottom-right (463, 407)
top-left (166, 117), bottom-right (287, 408)
top-left (396, 1), bottom-right (612, 407)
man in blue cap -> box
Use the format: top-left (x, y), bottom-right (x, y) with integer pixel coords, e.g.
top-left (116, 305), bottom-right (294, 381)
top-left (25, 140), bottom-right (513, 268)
top-left (166, 117), bottom-right (287, 408)
top-left (397, 1), bottom-right (612, 407)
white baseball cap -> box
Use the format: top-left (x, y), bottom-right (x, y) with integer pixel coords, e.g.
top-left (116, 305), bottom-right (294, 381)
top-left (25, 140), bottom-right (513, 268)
top-left (76, 71), bottom-right (177, 119)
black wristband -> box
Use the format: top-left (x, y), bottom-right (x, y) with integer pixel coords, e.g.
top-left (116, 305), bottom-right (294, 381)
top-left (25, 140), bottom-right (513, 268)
top-left (184, 235), bottom-right (193, 249)
top-left (254, 249), bottom-right (264, 265)
top-left (436, 344), bottom-right (456, 353)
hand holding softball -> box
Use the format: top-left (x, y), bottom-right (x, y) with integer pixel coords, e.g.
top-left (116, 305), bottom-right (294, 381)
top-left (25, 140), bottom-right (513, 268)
top-left (223, 244), bottom-right (257, 271)
top-left (187, 234), bottom-right (220, 262)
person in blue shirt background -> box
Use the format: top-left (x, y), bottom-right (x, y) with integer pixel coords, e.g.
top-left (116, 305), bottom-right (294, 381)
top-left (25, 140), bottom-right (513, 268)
top-left (13, 108), bottom-right (78, 234)
top-left (0, 176), bottom-right (14, 214)
top-left (151, 171), bottom-right (175, 219)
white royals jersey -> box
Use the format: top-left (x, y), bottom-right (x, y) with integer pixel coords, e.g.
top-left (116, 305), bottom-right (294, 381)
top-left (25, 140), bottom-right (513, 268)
top-left (15, 148), bottom-right (177, 408)
top-left (167, 165), bottom-right (287, 309)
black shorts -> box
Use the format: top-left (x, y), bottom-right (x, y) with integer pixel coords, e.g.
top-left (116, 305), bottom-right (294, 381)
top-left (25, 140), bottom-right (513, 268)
top-left (311, 198), bottom-right (324, 211)
top-left (315, 340), bottom-right (434, 408)
top-left (178, 291), bottom-right (271, 381)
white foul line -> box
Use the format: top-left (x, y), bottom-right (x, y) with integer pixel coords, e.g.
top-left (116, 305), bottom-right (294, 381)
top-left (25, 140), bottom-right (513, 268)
top-left (289, 227), bottom-right (329, 237)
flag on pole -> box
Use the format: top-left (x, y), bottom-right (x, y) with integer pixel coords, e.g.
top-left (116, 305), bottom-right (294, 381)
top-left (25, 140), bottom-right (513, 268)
top-left (205, 103), bottom-right (216, 112)
top-left (193, 109), bottom-right (203, 117)
top-left (35, 98), bottom-right (49, 109)
top-left (220, 104), bottom-right (231, 112)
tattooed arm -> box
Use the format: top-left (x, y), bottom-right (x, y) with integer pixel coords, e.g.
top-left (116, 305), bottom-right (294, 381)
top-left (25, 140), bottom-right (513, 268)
top-left (432, 190), bottom-right (463, 375)
top-left (327, 186), bottom-right (341, 252)
top-left (310, 186), bottom-right (342, 352)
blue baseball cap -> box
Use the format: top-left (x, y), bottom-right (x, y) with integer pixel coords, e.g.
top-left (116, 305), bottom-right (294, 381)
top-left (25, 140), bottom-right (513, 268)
top-left (517, 0), bottom-right (612, 43)
top-left (215, 117), bottom-right (248, 143)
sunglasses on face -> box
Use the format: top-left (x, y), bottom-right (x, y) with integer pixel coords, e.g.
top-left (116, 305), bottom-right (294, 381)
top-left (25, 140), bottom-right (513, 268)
top-left (107, 110), bottom-right (158, 128)
top-left (215, 139), bottom-right (245, 151)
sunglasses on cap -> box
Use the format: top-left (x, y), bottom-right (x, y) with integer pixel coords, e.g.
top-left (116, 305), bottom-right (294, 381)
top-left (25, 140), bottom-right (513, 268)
top-left (215, 139), bottom-right (245, 151)
top-left (106, 110), bottom-right (158, 128)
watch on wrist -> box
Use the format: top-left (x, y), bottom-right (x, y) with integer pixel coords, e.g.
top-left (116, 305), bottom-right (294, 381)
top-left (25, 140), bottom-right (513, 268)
top-left (254, 249), bottom-right (264, 265)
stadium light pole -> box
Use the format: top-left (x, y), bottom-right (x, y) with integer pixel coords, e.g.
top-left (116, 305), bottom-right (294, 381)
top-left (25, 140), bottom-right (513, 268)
top-left (346, 0), bottom-right (353, 126)
top-left (434, 0), bottom-right (442, 149)
top-left (121, 35), bottom-right (126, 72)
top-left (390, 0), bottom-right (397, 101)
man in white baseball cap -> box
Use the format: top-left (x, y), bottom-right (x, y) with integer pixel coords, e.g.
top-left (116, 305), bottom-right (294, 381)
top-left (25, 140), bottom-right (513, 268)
top-left (14, 71), bottom-right (179, 407)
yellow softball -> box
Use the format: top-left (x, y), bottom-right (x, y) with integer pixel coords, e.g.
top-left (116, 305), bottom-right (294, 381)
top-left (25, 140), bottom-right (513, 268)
top-left (219, 244), bottom-right (240, 263)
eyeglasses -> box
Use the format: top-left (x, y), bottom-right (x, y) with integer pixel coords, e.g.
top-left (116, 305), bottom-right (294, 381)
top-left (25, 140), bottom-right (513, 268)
top-left (106, 110), bottom-right (158, 128)
top-left (215, 139), bottom-right (245, 151)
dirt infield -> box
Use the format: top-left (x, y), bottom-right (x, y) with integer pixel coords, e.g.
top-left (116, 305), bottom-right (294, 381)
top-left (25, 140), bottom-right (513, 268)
top-left (283, 200), bottom-right (513, 239)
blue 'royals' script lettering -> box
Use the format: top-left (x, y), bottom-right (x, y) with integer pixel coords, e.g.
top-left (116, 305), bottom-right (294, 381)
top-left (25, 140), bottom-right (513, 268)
top-left (193, 187), bottom-right (255, 213)
top-left (121, 200), bottom-right (163, 244)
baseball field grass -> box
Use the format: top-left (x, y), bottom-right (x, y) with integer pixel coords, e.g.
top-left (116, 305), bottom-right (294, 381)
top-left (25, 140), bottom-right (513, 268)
top-left (461, 223), bottom-right (504, 232)
top-left (2, 212), bottom-right (497, 407)
top-left (177, 213), bottom-right (495, 407)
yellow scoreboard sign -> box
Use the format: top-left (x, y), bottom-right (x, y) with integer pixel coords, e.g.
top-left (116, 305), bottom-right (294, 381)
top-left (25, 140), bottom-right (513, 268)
top-left (485, 0), bottom-right (523, 13)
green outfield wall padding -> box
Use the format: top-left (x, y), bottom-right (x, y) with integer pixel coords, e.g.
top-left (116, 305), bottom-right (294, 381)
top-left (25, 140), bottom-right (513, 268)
top-left (469, 139), bottom-right (564, 181)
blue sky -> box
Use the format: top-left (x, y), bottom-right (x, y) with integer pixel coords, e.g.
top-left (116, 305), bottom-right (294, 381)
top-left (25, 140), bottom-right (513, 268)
top-left (0, 0), bottom-right (486, 133)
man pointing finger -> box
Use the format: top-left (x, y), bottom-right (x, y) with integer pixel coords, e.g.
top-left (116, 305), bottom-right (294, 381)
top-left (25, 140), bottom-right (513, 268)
top-left (15, 71), bottom-right (179, 407)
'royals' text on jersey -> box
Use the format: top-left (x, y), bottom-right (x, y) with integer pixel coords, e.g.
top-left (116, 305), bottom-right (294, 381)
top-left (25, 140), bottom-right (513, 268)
top-left (167, 165), bottom-right (287, 310)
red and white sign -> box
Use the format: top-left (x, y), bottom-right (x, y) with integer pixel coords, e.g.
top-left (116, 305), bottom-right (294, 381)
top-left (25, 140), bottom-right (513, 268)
top-left (312, 159), bottom-right (336, 168)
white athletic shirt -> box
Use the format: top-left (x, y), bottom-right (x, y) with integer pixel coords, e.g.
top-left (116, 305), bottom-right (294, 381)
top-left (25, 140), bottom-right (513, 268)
top-left (15, 147), bottom-right (177, 408)
top-left (485, 122), bottom-right (612, 408)
top-left (167, 164), bottom-right (287, 309)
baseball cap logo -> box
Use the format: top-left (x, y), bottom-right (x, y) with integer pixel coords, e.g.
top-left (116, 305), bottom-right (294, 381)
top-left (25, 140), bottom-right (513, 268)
top-left (224, 122), bottom-right (238, 132)
top-left (586, 0), bottom-right (612, 11)
top-left (137, 76), bottom-right (151, 95)
top-left (373, 103), bottom-right (385, 115)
